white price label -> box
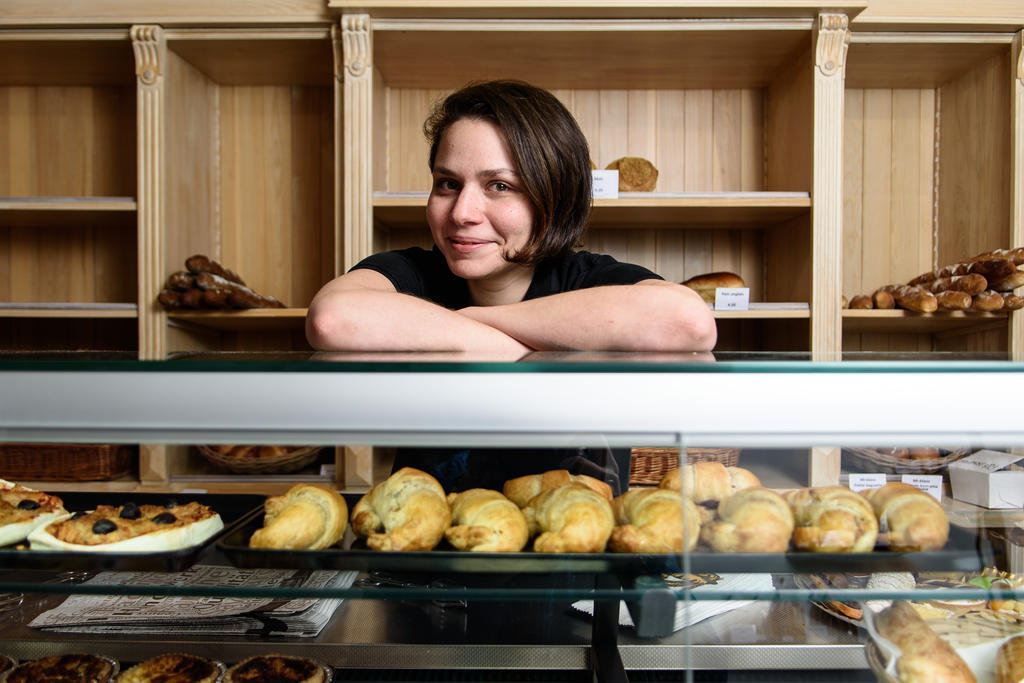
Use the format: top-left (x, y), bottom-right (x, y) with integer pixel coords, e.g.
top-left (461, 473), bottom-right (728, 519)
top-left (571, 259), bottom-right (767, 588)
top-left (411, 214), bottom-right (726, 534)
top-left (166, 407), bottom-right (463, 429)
top-left (848, 473), bottom-right (887, 492)
top-left (591, 170), bottom-right (619, 199)
top-left (714, 287), bottom-right (750, 310)
top-left (901, 474), bottom-right (943, 502)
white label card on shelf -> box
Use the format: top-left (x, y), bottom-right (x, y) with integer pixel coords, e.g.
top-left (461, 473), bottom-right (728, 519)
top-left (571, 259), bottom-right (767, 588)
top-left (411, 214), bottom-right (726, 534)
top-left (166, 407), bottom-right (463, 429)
top-left (591, 170), bottom-right (619, 199)
top-left (901, 474), bottom-right (943, 501)
top-left (848, 473), bottom-right (887, 492)
top-left (714, 288), bottom-right (750, 310)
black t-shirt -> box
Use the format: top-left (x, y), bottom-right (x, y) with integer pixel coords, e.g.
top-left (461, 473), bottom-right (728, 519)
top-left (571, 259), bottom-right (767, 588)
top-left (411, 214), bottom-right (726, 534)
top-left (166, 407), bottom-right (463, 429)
top-left (350, 246), bottom-right (661, 308)
top-left (350, 246), bottom-right (657, 494)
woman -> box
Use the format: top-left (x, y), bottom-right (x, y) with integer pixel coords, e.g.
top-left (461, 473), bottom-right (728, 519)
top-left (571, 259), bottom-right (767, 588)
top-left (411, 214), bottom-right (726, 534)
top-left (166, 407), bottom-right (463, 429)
top-left (306, 79), bottom-right (715, 356)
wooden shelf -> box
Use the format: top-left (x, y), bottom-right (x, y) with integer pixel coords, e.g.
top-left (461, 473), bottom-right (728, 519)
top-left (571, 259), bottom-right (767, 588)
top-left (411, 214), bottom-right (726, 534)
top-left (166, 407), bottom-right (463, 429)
top-left (842, 309), bottom-right (1010, 335)
top-left (165, 28), bottom-right (333, 85)
top-left (168, 308), bottom-right (308, 332)
top-left (0, 197), bottom-right (137, 228)
top-left (716, 307), bottom-right (810, 320)
top-left (0, 303), bottom-right (137, 319)
top-left (846, 32), bottom-right (1013, 88)
top-left (373, 192), bottom-right (811, 231)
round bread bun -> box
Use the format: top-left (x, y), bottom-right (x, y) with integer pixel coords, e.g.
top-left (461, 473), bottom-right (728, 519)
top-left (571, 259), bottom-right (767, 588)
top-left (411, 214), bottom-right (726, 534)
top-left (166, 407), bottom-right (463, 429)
top-left (606, 156), bottom-right (659, 192)
top-left (682, 272), bottom-right (746, 304)
top-left (27, 510), bottom-right (223, 553)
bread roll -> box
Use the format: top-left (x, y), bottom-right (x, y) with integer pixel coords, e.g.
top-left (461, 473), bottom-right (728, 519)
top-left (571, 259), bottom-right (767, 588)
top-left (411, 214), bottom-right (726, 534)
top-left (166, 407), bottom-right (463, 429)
top-left (523, 483), bottom-right (615, 553)
top-left (699, 487), bottom-right (794, 553)
top-left (785, 486), bottom-right (879, 553)
top-left (872, 290), bottom-right (896, 309)
top-left (444, 488), bottom-right (529, 552)
top-left (608, 487), bottom-right (700, 553)
top-left (249, 483), bottom-right (348, 550)
top-left (351, 467), bottom-right (451, 551)
top-left (862, 482), bottom-right (949, 552)
top-left (659, 461), bottom-right (760, 505)
top-left (996, 634), bottom-right (1024, 683)
top-left (502, 469), bottom-right (612, 508)
top-left (682, 272), bottom-right (746, 304)
top-left (873, 601), bottom-right (976, 683)
top-left (849, 295), bottom-right (873, 309)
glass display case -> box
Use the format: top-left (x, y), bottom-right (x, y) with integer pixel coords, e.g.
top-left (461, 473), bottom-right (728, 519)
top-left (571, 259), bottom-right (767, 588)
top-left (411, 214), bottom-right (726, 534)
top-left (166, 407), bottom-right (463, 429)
top-left (1, 351), bottom-right (1023, 682)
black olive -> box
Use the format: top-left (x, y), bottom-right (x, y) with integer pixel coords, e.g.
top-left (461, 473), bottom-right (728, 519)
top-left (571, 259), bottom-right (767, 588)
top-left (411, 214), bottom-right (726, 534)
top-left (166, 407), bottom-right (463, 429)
top-left (119, 502), bottom-right (141, 519)
top-left (92, 519), bottom-right (118, 535)
top-left (152, 512), bottom-right (177, 524)
top-left (16, 499), bottom-right (40, 511)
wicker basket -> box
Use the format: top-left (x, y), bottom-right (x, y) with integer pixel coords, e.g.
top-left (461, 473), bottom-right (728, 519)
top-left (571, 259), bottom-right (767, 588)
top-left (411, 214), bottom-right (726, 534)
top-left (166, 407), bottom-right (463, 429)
top-left (0, 443), bottom-right (136, 481)
top-left (842, 447), bottom-right (971, 475)
top-left (629, 447), bottom-right (742, 486)
top-left (197, 445), bottom-right (322, 475)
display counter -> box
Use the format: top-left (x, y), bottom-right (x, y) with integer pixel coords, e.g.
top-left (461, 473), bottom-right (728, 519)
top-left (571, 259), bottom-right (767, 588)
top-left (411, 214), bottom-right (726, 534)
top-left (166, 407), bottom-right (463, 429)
top-left (0, 351), bottom-right (1022, 682)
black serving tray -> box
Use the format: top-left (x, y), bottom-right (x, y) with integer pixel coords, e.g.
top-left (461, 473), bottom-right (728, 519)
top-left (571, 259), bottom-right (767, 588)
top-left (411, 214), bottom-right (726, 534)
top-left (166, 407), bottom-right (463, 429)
top-left (1, 491), bottom-right (264, 572)
top-left (218, 496), bottom-right (991, 576)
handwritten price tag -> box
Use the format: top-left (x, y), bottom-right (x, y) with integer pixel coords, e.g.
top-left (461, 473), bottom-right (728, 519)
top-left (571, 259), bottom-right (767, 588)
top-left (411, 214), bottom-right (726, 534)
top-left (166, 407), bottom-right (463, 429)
top-left (848, 473), bottom-right (887, 492)
top-left (901, 474), bottom-right (943, 501)
top-left (714, 288), bottom-right (750, 310)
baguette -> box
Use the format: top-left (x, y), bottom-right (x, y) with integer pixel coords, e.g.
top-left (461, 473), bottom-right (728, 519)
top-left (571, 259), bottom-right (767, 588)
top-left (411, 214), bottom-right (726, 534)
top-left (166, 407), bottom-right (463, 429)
top-left (968, 246), bottom-right (1024, 265)
top-left (971, 289), bottom-right (1004, 312)
top-left (909, 258), bottom-right (1017, 286)
top-left (873, 601), bottom-right (975, 683)
top-left (1002, 292), bottom-right (1024, 310)
top-left (194, 271), bottom-right (285, 309)
top-left (926, 273), bottom-right (988, 296)
top-left (186, 253), bottom-right (247, 286)
top-left (872, 290), bottom-right (896, 309)
top-left (849, 294), bottom-right (873, 309)
top-left (935, 290), bottom-right (972, 311)
top-left (889, 285), bottom-right (938, 313)
top-left (988, 269), bottom-right (1024, 292)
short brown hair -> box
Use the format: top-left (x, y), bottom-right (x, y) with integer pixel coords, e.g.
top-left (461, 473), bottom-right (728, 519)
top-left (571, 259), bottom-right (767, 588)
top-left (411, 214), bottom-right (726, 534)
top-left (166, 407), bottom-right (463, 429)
top-left (424, 80), bottom-right (592, 265)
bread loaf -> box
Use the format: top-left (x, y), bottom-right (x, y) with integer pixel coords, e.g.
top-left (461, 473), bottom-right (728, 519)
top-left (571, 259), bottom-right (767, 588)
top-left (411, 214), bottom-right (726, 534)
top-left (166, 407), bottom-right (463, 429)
top-left (872, 290), bottom-right (896, 309)
top-left (1002, 292), bottom-right (1024, 310)
top-left (785, 486), bottom-right (879, 553)
top-left (971, 289), bottom-right (1004, 311)
top-left (444, 488), bottom-right (529, 552)
top-left (989, 269), bottom-right (1024, 292)
top-left (926, 274), bottom-right (988, 296)
top-left (935, 290), bottom-right (972, 311)
top-left (249, 484), bottom-right (348, 550)
top-left (682, 272), bottom-right (746, 304)
top-left (862, 482), bottom-right (949, 551)
top-left (606, 156), bottom-right (659, 191)
top-left (890, 284), bottom-right (938, 313)
top-left (608, 487), bottom-right (700, 553)
top-left (995, 634), bottom-right (1024, 683)
top-left (502, 469), bottom-right (612, 508)
top-left (659, 461), bottom-right (760, 505)
top-left (699, 487), bottom-right (794, 553)
top-left (849, 295), bottom-right (873, 309)
top-left (351, 467), bottom-right (451, 551)
top-left (873, 601), bottom-right (976, 683)
top-left (523, 483), bottom-right (615, 553)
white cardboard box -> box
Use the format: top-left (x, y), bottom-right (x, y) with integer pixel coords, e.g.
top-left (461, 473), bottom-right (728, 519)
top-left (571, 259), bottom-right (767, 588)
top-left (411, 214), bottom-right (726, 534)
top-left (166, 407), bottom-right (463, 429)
top-left (948, 450), bottom-right (1024, 509)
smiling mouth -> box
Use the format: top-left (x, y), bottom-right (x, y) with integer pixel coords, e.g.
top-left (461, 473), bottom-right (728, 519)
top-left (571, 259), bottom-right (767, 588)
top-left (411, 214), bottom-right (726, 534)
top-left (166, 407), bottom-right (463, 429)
top-left (448, 237), bottom-right (491, 252)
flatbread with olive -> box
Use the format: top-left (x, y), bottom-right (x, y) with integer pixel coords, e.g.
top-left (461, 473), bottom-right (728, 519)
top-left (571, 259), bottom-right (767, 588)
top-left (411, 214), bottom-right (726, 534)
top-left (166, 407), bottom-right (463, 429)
top-left (28, 500), bottom-right (223, 552)
top-left (0, 479), bottom-right (67, 546)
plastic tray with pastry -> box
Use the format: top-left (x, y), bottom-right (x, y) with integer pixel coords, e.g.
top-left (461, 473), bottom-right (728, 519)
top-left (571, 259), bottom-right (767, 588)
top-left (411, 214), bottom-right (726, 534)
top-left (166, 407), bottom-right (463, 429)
top-left (218, 466), bottom-right (988, 576)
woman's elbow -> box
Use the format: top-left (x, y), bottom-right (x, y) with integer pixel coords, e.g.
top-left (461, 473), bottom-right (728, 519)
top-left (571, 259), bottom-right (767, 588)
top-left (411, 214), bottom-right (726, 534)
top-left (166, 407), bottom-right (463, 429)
top-left (676, 305), bottom-right (717, 351)
top-left (305, 296), bottom-right (359, 351)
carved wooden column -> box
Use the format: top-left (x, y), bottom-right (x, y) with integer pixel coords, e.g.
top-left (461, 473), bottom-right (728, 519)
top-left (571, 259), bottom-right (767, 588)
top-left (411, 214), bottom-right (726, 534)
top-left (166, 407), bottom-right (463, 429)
top-left (131, 25), bottom-right (166, 361)
top-left (811, 13), bottom-right (849, 361)
top-left (809, 14), bottom-right (849, 486)
top-left (340, 14), bottom-right (374, 273)
top-left (1012, 32), bottom-right (1024, 361)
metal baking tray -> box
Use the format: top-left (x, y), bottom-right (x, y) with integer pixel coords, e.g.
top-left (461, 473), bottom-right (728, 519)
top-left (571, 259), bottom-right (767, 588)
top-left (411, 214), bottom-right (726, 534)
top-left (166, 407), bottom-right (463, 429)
top-left (0, 491), bottom-right (263, 572)
top-left (218, 496), bottom-right (991, 576)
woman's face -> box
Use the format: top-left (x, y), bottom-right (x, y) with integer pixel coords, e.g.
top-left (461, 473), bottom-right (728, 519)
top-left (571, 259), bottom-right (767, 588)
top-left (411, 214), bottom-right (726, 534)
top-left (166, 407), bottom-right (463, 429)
top-left (427, 117), bottom-right (536, 298)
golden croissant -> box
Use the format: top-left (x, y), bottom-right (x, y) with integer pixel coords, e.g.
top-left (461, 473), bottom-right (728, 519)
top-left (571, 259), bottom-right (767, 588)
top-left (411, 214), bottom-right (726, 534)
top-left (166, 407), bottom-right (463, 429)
top-left (351, 467), bottom-right (451, 551)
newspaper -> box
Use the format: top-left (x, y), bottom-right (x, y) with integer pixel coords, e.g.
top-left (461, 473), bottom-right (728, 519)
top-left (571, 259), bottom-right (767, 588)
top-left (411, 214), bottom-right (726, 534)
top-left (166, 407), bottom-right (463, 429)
top-left (30, 564), bottom-right (357, 637)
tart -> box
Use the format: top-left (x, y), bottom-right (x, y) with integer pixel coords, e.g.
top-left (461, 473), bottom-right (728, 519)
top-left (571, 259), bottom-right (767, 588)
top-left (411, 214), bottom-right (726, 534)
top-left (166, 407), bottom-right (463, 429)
top-left (224, 654), bottom-right (327, 683)
top-left (116, 653), bottom-right (224, 683)
top-left (2, 653), bottom-right (118, 682)
top-left (0, 479), bottom-right (66, 546)
top-left (28, 501), bottom-right (223, 553)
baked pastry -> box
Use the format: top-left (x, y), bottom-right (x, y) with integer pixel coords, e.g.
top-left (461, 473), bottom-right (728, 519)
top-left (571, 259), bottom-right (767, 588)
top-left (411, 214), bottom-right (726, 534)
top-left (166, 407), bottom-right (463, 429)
top-left (873, 601), bottom-right (976, 683)
top-left (681, 272), bottom-right (746, 304)
top-left (862, 482), bottom-right (949, 551)
top-left (224, 654), bottom-right (326, 683)
top-left (608, 487), bottom-right (700, 553)
top-left (3, 653), bottom-right (118, 682)
top-left (606, 156), bottom-right (658, 191)
top-left (116, 652), bottom-right (223, 682)
top-left (785, 486), bottom-right (879, 553)
top-left (351, 467), bottom-right (451, 551)
top-left (249, 483), bottom-right (348, 550)
top-left (523, 483), bottom-right (615, 553)
top-left (996, 634), bottom-right (1024, 683)
top-left (28, 501), bottom-right (223, 553)
top-left (863, 571), bottom-right (916, 613)
top-left (502, 469), bottom-right (613, 508)
top-left (444, 488), bottom-right (529, 552)
top-left (699, 487), bottom-right (794, 553)
top-left (0, 479), bottom-right (67, 546)
top-left (658, 462), bottom-right (760, 505)
top-left (912, 577), bottom-right (988, 617)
